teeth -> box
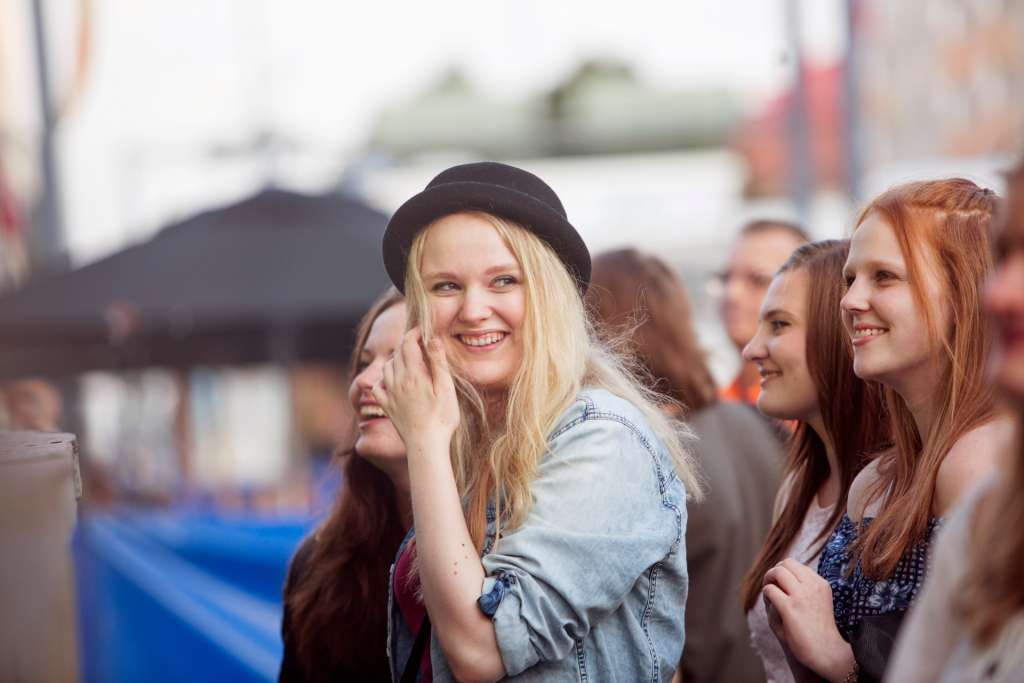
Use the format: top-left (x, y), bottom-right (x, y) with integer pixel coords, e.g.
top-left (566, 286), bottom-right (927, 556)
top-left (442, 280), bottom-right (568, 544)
top-left (854, 328), bottom-right (887, 338)
top-left (459, 333), bottom-right (505, 347)
top-left (360, 405), bottom-right (386, 419)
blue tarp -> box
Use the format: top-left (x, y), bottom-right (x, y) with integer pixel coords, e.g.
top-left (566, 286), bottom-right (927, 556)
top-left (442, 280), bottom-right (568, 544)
top-left (74, 508), bottom-right (315, 683)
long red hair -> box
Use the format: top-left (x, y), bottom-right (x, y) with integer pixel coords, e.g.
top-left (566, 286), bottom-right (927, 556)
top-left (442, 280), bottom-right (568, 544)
top-left (850, 178), bottom-right (998, 578)
top-left (285, 289), bottom-right (407, 678)
top-left (955, 160), bottom-right (1024, 646)
top-left (741, 240), bottom-right (888, 611)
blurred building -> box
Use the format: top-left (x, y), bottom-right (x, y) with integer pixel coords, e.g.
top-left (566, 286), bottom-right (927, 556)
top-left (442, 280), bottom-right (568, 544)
top-left (732, 63), bottom-right (847, 198)
top-left (858, 0), bottom-right (1024, 164)
top-left (370, 59), bottom-right (742, 159)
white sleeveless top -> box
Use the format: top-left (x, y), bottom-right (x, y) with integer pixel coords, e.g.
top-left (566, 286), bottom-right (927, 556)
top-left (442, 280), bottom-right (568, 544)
top-left (746, 497), bottom-right (835, 683)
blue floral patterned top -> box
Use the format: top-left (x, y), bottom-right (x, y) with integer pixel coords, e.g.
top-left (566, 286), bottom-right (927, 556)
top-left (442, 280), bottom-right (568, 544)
top-left (817, 514), bottom-right (943, 640)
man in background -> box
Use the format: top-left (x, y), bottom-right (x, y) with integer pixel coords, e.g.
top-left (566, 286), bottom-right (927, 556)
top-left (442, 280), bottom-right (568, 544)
top-left (716, 220), bottom-right (809, 405)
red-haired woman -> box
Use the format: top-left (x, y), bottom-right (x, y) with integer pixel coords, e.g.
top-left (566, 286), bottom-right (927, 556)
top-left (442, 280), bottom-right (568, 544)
top-left (279, 289), bottom-right (409, 682)
top-left (740, 240), bottom-right (888, 683)
top-left (587, 248), bottom-right (784, 683)
top-left (764, 179), bottom-right (1013, 682)
top-left (886, 161), bottom-right (1024, 681)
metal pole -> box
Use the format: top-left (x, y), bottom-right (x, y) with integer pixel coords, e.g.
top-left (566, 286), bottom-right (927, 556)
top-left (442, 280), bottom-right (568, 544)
top-left (842, 0), bottom-right (863, 203)
top-left (29, 0), bottom-right (68, 273)
top-left (784, 0), bottom-right (814, 222)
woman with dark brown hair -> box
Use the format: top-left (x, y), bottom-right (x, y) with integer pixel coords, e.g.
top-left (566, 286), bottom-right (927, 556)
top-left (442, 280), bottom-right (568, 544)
top-left (587, 248), bottom-right (784, 683)
top-left (740, 240), bottom-right (888, 683)
top-left (279, 288), bottom-right (409, 682)
top-left (886, 162), bottom-right (1024, 681)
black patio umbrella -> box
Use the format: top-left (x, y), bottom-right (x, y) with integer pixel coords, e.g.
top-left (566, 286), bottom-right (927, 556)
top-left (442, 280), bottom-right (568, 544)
top-left (0, 188), bottom-right (393, 378)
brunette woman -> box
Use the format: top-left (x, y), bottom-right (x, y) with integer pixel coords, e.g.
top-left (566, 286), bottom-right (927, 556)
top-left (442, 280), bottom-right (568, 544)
top-left (376, 162), bottom-right (700, 682)
top-left (279, 289), bottom-right (409, 682)
top-left (587, 248), bottom-right (783, 683)
top-left (886, 161), bottom-right (1024, 682)
top-left (739, 240), bottom-right (888, 683)
top-left (765, 179), bottom-right (1011, 682)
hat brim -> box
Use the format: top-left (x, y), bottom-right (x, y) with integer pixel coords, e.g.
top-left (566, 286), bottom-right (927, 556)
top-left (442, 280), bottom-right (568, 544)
top-left (382, 180), bottom-right (591, 294)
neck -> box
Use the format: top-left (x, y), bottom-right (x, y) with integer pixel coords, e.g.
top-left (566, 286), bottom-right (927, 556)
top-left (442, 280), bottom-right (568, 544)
top-left (482, 389), bottom-right (509, 427)
top-left (807, 412), bottom-right (840, 508)
top-left (891, 364), bottom-right (944, 443)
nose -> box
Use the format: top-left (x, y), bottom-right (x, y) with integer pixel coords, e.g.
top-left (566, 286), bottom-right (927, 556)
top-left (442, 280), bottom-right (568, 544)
top-left (840, 275), bottom-right (869, 316)
top-left (722, 272), bottom-right (746, 305)
top-left (742, 327), bottom-right (767, 363)
top-left (457, 286), bottom-right (492, 324)
top-left (354, 360), bottom-right (382, 392)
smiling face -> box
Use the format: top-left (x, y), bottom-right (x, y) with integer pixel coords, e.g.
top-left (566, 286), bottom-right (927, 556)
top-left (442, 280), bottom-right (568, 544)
top-left (418, 213), bottom-right (526, 391)
top-left (742, 268), bottom-right (818, 422)
top-left (986, 178), bottom-right (1024, 405)
top-left (347, 302), bottom-right (408, 466)
top-left (840, 212), bottom-right (949, 399)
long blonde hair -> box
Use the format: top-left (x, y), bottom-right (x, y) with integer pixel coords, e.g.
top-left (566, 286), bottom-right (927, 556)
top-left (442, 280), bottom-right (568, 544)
top-left (404, 211), bottom-right (701, 551)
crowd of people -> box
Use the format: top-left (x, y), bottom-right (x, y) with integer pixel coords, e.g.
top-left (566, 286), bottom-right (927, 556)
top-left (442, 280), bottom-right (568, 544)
top-left (277, 157), bottom-right (1024, 682)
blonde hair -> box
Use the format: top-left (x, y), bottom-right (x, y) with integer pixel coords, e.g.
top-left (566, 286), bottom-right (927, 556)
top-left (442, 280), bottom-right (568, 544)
top-left (404, 211), bottom-right (702, 552)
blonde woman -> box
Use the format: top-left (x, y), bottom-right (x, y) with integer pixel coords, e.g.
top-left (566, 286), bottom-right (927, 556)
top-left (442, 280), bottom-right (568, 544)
top-left (374, 162), bottom-right (700, 682)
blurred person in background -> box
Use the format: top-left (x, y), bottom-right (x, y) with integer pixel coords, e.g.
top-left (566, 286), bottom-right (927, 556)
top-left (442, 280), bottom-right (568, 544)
top-left (715, 221), bottom-right (809, 406)
top-left (279, 288), bottom-right (409, 682)
top-left (587, 248), bottom-right (783, 683)
top-left (741, 240), bottom-right (887, 683)
top-left (764, 180), bottom-right (1011, 683)
top-left (886, 159), bottom-right (1024, 682)
top-left (0, 379), bottom-right (63, 431)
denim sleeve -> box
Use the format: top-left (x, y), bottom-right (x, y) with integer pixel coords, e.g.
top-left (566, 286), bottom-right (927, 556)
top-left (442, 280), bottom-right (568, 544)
top-left (478, 416), bottom-right (687, 676)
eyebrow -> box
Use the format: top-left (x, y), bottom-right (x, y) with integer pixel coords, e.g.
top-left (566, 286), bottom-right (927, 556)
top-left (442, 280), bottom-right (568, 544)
top-left (843, 258), bottom-right (903, 275)
top-left (422, 263), bottom-right (521, 280)
top-left (761, 308), bottom-right (793, 320)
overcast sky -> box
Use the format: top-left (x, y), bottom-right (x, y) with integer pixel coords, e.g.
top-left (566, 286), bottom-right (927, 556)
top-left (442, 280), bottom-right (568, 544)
top-left (13, 0), bottom-right (848, 262)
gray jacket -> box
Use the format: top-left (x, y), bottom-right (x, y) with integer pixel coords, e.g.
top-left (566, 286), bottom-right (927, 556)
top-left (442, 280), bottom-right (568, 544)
top-left (387, 388), bottom-right (689, 682)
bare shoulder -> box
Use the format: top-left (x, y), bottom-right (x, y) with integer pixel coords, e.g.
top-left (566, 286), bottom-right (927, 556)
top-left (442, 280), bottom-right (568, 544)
top-left (934, 417), bottom-right (1015, 516)
top-left (847, 455), bottom-right (887, 522)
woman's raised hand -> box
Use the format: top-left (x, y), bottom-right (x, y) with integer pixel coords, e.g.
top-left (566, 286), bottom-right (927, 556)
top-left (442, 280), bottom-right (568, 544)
top-left (372, 327), bottom-right (460, 453)
top-left (762, 559), bottom-right (855, 683)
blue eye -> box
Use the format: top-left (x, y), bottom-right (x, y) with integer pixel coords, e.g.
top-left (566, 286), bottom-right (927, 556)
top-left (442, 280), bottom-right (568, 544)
top-left (431, 281), bottom-right (458, 293)
top-left (492, 275), bottom-right (518, 288)
top-left (875, 270), bottom-right (896, 282)
top-left (769, 319), bottom-right (789, 333)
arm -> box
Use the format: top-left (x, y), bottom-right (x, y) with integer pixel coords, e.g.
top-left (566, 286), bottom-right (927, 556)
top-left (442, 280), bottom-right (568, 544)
top-left (478, 413), bottom-right (685, 676)
top-left (374, 331), bottom-right (504, 683)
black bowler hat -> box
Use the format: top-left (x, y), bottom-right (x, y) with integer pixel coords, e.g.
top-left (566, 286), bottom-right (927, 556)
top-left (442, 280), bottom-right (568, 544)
top-left (382, 162), bottom-right (591, 294)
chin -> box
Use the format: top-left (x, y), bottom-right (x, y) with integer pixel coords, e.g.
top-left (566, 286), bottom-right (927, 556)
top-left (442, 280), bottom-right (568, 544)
top-left (467, 374), bottom-right (513, 391)
top-left (851, 357), bottom-right (886, 382)
top-left (756, 396), bottom-right (787, 421)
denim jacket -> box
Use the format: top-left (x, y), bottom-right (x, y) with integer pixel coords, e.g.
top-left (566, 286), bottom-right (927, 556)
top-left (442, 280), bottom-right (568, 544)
top-left (386, 388), bottom-right (690, 682)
